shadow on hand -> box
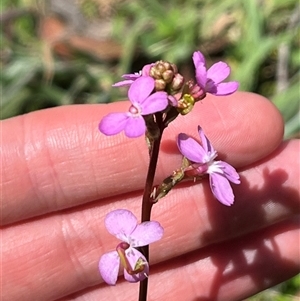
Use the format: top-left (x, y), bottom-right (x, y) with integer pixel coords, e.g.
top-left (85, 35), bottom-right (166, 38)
top-left (166, 142), bottom-right (299, 300)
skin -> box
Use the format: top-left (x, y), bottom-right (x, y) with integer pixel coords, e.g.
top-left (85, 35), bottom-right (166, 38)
top-left (1, 91), bottom-right (299, 301)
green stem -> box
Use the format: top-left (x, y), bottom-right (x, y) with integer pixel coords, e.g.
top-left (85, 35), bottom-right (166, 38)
top-left (138, 114), bottom-right (164, 301)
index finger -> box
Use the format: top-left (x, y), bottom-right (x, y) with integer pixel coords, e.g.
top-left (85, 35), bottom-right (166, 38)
top-left (1, 92), bottom-right (283, 225)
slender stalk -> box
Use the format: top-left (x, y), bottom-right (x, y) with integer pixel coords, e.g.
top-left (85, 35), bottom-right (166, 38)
top-left (138, 114), bottom-right (164, 301)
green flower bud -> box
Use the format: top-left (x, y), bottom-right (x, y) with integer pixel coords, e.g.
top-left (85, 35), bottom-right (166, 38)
top-left (177, 94), bottom-right (195, 115)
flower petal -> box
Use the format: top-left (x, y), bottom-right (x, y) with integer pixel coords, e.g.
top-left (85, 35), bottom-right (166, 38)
top-left (141, 64), bottom-right (154, 76)
top-left (124, 116), bottom-right (146, 138)
top-left (140, 91), bottom-right (168, 114)
top-left (207, 61), bottom-right (230, 84)
top-left (99, 251), bottom-right (120, 285)
top-left (112, 71), bottom-right (143, 86)
top-left (122, 73), bottom-right (141, 80)
top-left (112, 79), bottom-right (135, 87)
top-left (194, 63), bottom-right (207, 89)
top-left (219, 161), bottom-right (240, 184)
top-left (192, 51), bottom-right (206, 66)
top-left (197, 126), bottom-right (215, 154)
top-left (177, 133), bottom-right (206, 163)
top-left (209, 173), bottom-right (235, 206)
top-left (213, 81), bottom-right (239, 96)
top-left (128, 76), bottom-right (155, 104)
top-left (130, 221), bottom-right (164, 247)
top-left (193, 52), bottom-right (207, 88)
top-left (124, 248), bottom-right (149, 283)
top-left (99, 113), bottom-right (128, 136)
top-left (168, 95), bottom-right (178, 107)
top-left (105, 209), bottom-right (138, 240)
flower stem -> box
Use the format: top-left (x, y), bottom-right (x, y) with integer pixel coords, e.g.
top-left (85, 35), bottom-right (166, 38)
top-left (138, 113), bottom-right (164, 301)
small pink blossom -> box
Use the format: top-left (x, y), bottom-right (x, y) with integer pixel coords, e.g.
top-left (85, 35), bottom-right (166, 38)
top-left (99, 209), bottom-right (164, 285)
top-left (177, 126), bottom-right (240, 205)
top-left (99, 76), bottom-right (168, 138)
top-left (193, 51), bottom-right (239, 96)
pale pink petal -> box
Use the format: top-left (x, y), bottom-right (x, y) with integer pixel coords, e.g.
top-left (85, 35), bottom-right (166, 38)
top-left (177, 133), bottom-right (206, 163)
top-left (214, 81), bottom-right (239, 96)
top-left (209, 173), bottom-right (235, 206)
top-left (112, 72), bottom-right (143, 86)
top-left (105, 209), bottom-right (137, 240)
top-left (219, 161), bottom-right (240, 184)
top-left (140, 91), bottom-right (168, 114)
top-left (130, 221), bottom-right (164, 247)
top-left (207, 61), bottom-right (230, 83)
top-left (128, 76), bottom-right (155, 104)
top-left (122, 73), bottom-right (141, 80)
top-left (197, 126), bottom-right (215, 154)
top-left (99, 251), bottom-right (120, 285)
top-left (124, 117), bottom-right (146, 138)
top-left (124, 248), bottom-right (149, 283)
top-left (99, 113), bottom-right (128, 136)
top-left (112, 80), bottom-right (135, 87)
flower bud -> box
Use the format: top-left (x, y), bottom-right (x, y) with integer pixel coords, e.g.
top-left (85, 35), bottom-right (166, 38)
top-left (154, 79), bottom-right (167, 91)
top-left (149, 60), bottom-right (183, 92)
top-left (171, 73), bottom-right (184, 91)
top-left (157, 62), bottom-right (165, 73)
top-left (170, 63), bottom-right (178, 74)
top-left (150, 67), bottom-right (163, 79)
top-left (162, 70), bottom-right (174, 83)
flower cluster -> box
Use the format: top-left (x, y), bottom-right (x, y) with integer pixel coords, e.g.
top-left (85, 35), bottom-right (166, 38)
top-left (98, 50), bottom-right (240, 290)
top-left (99, 209), bottom-right (163, 285)
top-left (98, 50), bottom-right (238, 138)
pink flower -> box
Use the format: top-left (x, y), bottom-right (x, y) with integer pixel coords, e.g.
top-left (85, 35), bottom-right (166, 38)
top-left (177, 126), bottom-right (240, 205)
top-left (192, 51), bottom-right (239, 96)
top-left (99, 209), bottom-right (164, 285)
top-left (99, 76), bottom-right (168, 138)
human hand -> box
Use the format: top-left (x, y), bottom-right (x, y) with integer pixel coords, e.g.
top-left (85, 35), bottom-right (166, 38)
top-left (2, 92), bottom-right (299, 301)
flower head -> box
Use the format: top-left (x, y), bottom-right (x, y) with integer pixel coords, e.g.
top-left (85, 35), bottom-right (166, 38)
top-left (99, 76), bottom-right (168, 138)
top-left (192, 51), bottom-right (239, 96)
top-left (177, 126), bottom-right (240, 205)
top-left (99, 209), bottom-right (164, 285)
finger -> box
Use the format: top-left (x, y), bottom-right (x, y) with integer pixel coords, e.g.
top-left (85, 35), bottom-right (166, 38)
top-left (2, 140), bottom-right (299, 301)
top-left (63, 217), bottom-right (300, 301)
top-left (1, 92), bottom-right (284, 224)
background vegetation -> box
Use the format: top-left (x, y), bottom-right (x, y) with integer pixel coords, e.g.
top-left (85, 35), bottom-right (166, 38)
top-left (1, 0), bottom-right (299, 299)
